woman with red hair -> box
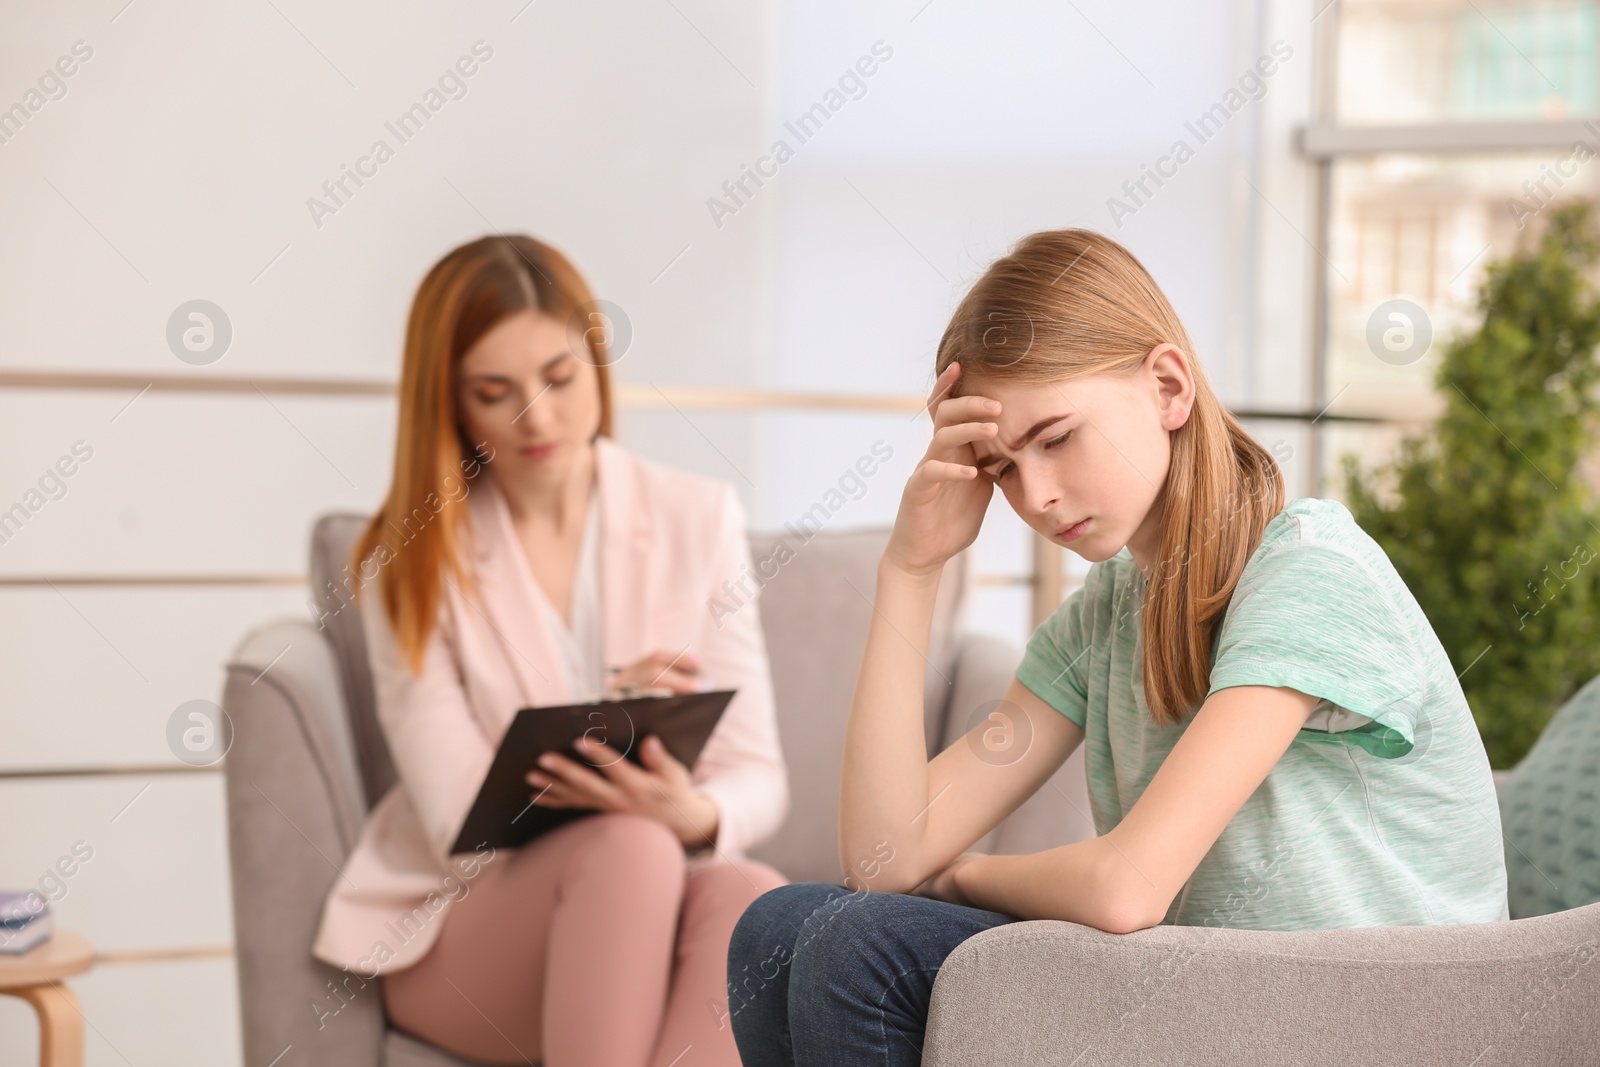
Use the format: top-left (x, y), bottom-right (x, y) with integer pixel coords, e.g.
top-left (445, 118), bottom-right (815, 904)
top-left (311, 234), bottom-right (789, 1066)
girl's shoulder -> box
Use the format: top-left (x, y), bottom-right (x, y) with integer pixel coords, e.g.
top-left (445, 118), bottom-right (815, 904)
top-left (1249, 496), bottom-right (1393, 578)
top-left (1259, 496), bottom-right (1357, 547)
top-left (1225, 496), bottom-right (1426, 679)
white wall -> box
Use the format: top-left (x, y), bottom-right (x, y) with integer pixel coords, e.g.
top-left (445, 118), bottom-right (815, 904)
top-left (0, 0), bottom-right (774, 1062)
top-left (0, 0), bottom-right (1317, 1062)
top-left (753, 0), bottom-right (1321, 639)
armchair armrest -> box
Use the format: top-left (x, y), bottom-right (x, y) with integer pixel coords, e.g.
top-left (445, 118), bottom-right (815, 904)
top-left (222, 618), bottom-right (384, 1067)
top-left (924, 903), bottom-right (1600, 1066)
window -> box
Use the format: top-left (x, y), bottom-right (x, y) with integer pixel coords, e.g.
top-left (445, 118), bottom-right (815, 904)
top-left (1304, 0), bottom-right (1600, 489)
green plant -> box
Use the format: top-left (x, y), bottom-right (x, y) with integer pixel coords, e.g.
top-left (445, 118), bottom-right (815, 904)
top-left (1341, 201), bottom-right (1600, 769)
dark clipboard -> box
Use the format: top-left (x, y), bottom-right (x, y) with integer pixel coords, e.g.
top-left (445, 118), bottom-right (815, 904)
top-left (449, 688), bottom-right (737, 854)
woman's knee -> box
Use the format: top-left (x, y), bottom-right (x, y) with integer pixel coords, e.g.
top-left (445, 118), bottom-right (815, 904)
top-left (712, 858), bottom-right (789, 904)
top-left (564, 811), bottom-right (686, 882)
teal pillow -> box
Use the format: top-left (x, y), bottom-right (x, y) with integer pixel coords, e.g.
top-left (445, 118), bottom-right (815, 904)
top-left (1498, 672), bottom-right (1600, 919)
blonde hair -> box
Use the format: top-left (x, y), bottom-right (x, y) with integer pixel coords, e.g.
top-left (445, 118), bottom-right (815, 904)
top-left (936, 229), bottom-right (1284, 725)
top-left (354, 235), bottom-right (616, 674)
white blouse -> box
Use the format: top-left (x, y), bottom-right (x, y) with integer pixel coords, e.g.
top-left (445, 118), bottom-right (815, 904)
top-left (527, 485), bottom-right (605, 701)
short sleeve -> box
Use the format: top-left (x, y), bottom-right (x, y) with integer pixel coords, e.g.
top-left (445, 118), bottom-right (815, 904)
top-left (1207, 540), bottom-right (1423, 758)
top-left (1014, 584), bottom-right (1090, 729)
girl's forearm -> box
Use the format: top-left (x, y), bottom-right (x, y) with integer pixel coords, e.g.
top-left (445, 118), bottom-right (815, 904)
top-left (954, 838), bottom-right (1158, 934)
top-left (838, 557), bottom-right (944, 893)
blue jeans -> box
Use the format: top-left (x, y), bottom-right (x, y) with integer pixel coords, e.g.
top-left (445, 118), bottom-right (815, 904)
top-left (725, 882), bottom-right (1019, 1066)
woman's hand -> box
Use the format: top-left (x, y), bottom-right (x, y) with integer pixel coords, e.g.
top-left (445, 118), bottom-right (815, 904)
top-left (605, 649), bottom-right (708, 695)
top-left (912, 851), bottom-right (987, 907)
top-left (524, 733), bottom-right (720, 849)
top-left (884, 361), bottom-right (1001, 579)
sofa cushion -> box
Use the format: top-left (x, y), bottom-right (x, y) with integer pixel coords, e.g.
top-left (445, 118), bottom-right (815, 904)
top-left (1499, 671), bottom-right (1600, 918)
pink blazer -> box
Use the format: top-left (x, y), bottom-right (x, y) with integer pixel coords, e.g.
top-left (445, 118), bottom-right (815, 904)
top-left (311, 435), bottom-right (789, 976)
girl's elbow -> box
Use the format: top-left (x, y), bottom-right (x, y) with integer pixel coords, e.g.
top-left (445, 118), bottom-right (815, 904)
top-left (1086, 847), bottom-right (1171, 934)
top-left (839, 836), bottom-right (910, 893)
top-left (1093, 894), bottom-right (1165, 935)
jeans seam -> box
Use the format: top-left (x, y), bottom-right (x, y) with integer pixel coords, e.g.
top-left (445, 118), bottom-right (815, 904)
top-left (873, 961), bottom-right (946, 1064)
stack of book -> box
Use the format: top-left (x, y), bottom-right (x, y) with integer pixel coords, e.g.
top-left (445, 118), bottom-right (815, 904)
top-left (0, 891), bottom-right (52, 954)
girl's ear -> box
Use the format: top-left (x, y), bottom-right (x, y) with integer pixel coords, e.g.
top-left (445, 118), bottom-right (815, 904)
top-left (1147, 343), bottom-right (1195, 432)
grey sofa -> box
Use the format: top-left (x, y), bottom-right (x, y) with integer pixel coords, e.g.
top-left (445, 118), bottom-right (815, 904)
top-left (222, 516), bottom-right (1600, 1067)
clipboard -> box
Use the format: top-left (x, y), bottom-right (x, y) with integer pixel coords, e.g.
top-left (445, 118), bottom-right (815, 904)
top-left (449, 687), bottom-right (737, 854)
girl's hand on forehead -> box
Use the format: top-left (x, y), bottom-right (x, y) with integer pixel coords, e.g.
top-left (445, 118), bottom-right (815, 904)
top-left (884, 361), bottom-right (1002, 579)
top-left (926, 361), bottom-right (1004, 462)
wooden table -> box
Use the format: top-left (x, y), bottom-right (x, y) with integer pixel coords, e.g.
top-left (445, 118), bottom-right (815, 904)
top-left (0, 930), bottom-right (93, 1067)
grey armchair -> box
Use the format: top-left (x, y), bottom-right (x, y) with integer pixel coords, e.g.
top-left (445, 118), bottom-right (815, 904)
top-left (221, 516), bottom-right (1091, 1066)
top-left (222, 515), bottom-right (1600, 1067)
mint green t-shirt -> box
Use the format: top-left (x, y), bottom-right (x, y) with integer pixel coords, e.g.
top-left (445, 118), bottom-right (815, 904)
top-left (1014, 497), bottom-right (1509, 930)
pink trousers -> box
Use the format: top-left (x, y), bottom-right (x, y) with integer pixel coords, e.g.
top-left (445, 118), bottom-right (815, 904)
top-left (382, 811), bottom-right (788, 1067)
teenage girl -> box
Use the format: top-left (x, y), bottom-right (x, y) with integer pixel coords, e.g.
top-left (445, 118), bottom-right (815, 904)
top-left (726, 228), bottom-right (1508, 1065)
